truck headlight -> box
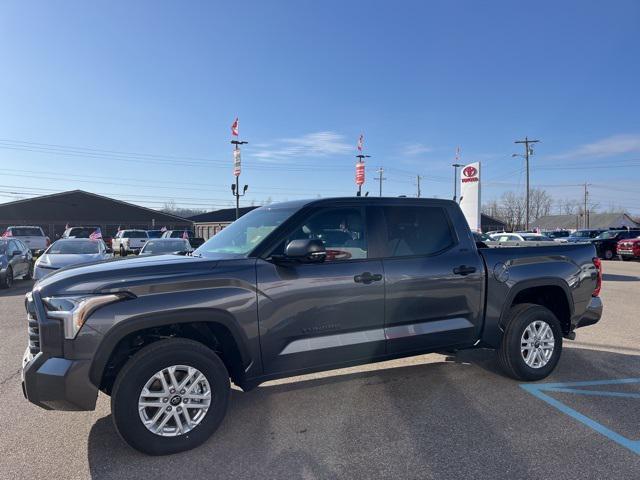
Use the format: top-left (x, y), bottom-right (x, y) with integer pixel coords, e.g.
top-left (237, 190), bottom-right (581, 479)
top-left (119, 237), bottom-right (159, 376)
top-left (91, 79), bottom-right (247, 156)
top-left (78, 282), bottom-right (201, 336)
top-left (42, 294), bottom-right (128, 339)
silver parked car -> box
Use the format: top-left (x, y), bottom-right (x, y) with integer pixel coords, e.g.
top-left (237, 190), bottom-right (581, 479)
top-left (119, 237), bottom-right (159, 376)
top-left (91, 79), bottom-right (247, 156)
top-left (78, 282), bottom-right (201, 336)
top-left (0, 238), bottom-right (33, 288)
top-left (33, 238), bottom-right (112, 280)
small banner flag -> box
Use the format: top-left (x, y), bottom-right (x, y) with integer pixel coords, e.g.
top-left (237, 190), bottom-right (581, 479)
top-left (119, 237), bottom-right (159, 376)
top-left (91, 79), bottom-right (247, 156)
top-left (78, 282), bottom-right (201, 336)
top-left (231, 117), bottom-right (239, 137)
top-left (160, 226), bottom-right (167, 232)
top-left (233, 148), bottom-right (241, 177)
top-left (1, 229), bottom-right (12, 238)
top-left (357, 134), bottom-right (364, 152)
top-left (89, 227), bottom-right (102, 240)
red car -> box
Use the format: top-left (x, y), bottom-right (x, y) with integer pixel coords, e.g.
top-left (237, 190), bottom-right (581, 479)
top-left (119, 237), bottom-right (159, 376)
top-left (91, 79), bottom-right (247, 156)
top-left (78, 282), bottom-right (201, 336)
top-left (617, 238), bottom-right (640, 260)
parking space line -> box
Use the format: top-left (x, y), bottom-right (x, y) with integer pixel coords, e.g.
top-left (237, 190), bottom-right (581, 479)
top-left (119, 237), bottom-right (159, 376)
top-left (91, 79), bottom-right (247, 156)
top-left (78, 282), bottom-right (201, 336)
top-left (521, 378), bottom-right (640, 455)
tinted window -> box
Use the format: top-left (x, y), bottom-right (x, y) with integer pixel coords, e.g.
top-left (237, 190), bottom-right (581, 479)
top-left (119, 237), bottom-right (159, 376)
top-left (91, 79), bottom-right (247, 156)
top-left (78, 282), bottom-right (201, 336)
top-left (68, 227), bottom-right (98, 238)
top-left (382, 206), bottom-right (454, 257)
top-left (169, 231), bottom-right (193, 238)
top-left (48, 240), bottom-right (100, 254)
top-left (10, 227), bottom-right (43, 236)
top-left (146, 230), bottom-right (164, 238)
top-left (142, 240), bottom-right (188, 253)
top-left (284, 207), bottom-right (367, 261)
top-left (123, 231), bottom-right (148, 238)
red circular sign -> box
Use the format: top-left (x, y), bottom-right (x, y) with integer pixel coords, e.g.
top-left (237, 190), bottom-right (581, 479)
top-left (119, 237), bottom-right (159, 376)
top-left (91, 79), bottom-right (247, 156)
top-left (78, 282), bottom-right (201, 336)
top-left (463, 166), bottom-right (477, 178)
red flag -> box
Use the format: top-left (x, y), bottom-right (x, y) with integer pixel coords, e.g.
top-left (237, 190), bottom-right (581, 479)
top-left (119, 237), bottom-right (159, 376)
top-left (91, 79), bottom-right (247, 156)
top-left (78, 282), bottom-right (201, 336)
top-left (231, 117), bottom-right (239, 137)
top-left (1, 229), bottom-right (11, 238)
top-left (357, 134), bottom-right (364, 152)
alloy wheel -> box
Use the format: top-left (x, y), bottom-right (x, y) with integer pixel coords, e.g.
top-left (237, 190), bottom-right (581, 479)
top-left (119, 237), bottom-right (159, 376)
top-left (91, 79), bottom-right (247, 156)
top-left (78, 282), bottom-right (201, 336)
top-left (520, 320), bottom-right (555, 368)
top-left (138, 365), bottom-right (212, 437)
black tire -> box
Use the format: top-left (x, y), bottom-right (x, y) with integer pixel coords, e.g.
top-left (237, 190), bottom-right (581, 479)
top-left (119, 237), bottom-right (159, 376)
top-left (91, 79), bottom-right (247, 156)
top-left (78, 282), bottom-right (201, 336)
top-left (120, 245), bottom-right (127, 257)
top-left (497, 303), bottom-right (563, 381)
top-left (111, 338), bottom-right (230, 455)
top-left (0, 266), bottom-right (13, 289)
top-left (23, 262), bottom-right (33, 280)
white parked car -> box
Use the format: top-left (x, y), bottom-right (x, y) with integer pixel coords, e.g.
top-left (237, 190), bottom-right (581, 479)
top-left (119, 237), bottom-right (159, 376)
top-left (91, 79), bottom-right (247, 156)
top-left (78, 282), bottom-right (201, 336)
top-left (33, 238), bottom-right (112, 280)
top-left (2, 226), bottom-right (50, 253)
top-left (489, 232), bottom-right (556, 245)
top-left (112, 229), bottom-right (149, 256)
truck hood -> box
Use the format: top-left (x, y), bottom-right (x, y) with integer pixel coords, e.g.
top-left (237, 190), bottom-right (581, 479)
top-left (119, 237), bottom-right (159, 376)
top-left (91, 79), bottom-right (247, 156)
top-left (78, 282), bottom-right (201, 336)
top-left (34, 254), bottom-right (224, 297)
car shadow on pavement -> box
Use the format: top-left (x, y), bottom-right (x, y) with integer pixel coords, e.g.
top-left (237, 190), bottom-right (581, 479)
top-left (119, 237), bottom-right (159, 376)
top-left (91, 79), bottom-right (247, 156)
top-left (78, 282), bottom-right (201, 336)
top-left (86, 347), bottom-right (640, 480)
top-left (602, 273), bottom-right (640, 282)
top-left (0, 280), bottom-right (33, 298)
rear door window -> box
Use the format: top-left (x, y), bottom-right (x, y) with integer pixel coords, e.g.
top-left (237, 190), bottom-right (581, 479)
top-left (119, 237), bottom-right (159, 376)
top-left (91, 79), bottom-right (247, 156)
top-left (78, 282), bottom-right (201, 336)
top-left (381, 206), bottom-right (455, 257)
top-left (10, 227), bottom-right (43, 236)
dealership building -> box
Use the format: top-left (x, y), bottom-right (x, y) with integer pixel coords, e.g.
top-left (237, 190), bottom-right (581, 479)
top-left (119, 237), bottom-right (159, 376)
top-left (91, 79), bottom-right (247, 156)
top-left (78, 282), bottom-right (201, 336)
top-left (0, 190), bottom-right (193, 239)
top-left (191, 206), bottom-right (258, 240)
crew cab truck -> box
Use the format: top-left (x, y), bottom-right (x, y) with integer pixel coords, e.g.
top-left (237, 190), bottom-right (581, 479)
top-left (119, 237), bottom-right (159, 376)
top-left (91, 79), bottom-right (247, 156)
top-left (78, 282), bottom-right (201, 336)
top-left (21, 198), bottom-right (603, 455)
top-left (3, 226), bottom-right (50, 253)
top-left (111, 229), bottom-right (148, 256)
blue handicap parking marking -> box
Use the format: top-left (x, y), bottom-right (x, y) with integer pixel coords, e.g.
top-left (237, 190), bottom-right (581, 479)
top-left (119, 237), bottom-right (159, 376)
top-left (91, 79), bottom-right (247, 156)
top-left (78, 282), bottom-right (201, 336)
top-left (521, 378), bottom-right (640, 455)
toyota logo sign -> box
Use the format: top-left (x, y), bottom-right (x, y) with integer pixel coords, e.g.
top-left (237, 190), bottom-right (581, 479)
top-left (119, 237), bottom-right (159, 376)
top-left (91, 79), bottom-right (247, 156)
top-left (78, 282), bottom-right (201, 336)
top-left (463, 166), bottom-right (477, 178)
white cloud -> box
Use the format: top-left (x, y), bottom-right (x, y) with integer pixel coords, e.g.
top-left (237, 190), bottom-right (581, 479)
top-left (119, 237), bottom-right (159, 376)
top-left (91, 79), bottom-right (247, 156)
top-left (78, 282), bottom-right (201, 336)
top-left (552, 134), bottom-right (640, 159)
top-left (402, 143), bottom-right (433, 156)
top-left (251, 131), bottom-right (352, 162)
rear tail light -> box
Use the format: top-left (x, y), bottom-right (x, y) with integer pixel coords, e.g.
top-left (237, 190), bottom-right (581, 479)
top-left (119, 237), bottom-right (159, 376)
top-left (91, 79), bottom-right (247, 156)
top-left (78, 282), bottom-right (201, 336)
top-left (592, 257), bottom-right (602, 297)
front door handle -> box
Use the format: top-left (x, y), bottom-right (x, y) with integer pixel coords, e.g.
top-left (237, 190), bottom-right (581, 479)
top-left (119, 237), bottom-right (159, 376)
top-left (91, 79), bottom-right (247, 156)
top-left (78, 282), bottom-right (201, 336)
top-left (453, 265), bottom-right (476, 276)
top-left (354, 272), bottom-right (383, 284)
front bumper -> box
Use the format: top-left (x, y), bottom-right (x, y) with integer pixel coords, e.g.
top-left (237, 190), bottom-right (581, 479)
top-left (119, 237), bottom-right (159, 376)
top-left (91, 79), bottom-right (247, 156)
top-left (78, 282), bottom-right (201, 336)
top-left (574, 296), bottom-right (603, 330)
top-left (22, 347), bottom-right (98, 411)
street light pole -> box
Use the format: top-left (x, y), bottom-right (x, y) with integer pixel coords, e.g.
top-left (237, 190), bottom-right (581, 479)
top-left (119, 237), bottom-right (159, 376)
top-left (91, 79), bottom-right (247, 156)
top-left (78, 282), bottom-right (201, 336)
top-left (514, 137), bottom-right (540, 230)
top-left (231, 139), bottom-right (248, 220)
top-left (355, 153), bottom-right (370, 196)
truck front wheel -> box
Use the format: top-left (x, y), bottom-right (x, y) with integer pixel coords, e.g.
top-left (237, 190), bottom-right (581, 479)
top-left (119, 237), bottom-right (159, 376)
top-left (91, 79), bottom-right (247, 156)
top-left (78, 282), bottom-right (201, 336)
top-left (111, 338), bottom-right (230, 455)
top-left (497, 303), bottom-right (563, 381)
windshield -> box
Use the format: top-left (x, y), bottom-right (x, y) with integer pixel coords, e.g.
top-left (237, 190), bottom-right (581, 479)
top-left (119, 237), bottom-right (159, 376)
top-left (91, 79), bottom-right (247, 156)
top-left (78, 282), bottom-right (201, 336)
top-left (545, 231), bottom-right (568, 238)
top-left (195, 206), bottom-right (297, 256)
top-left (142, 240), bottom-right (188, 253)
top-left (596, 231), bottom-right (620, 239)
top-left (146, 230), bottom-right (164, 238)
top-left (124, 231), bottom-right (148, 238)
top-left (48, 240), bottom-right (100, 254)
top-left (570, 231), bottom-right (595, 238)
top-left (10, 227), bottom-right (43, 236)
top-left (169, 231), bottom-right (193, 238)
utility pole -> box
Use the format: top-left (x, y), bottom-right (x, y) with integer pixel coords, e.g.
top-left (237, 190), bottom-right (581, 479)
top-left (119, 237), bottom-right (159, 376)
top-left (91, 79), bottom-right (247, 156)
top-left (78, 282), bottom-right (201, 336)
top-left (514, 137), bottom-right (540, 230)
top-left (374, 167), bottom-right (386, 197)
top-left (230, 118), bottom-right (249, 220)
top-left (416, 174), bottom-right (422, 198)
top-left (584, 183), bottom-right (590, 228)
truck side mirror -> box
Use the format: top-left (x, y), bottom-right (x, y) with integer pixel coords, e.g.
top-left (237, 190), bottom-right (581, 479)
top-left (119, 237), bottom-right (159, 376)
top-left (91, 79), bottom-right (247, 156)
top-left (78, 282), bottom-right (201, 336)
top-left (284, 239), bottom-right (326, 263)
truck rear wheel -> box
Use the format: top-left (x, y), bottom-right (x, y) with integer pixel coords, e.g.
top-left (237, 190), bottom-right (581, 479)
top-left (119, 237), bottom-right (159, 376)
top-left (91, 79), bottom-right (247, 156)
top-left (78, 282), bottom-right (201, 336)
top-left (497, 303), bottom-right (563, 381)
top-left (111, 338), bottom-right (230, 455)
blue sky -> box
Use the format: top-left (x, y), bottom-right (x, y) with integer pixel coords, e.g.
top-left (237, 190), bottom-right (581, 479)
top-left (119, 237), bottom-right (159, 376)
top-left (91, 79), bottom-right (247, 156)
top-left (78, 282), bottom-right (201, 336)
top-left (0, 0), bottom-right (639, 213)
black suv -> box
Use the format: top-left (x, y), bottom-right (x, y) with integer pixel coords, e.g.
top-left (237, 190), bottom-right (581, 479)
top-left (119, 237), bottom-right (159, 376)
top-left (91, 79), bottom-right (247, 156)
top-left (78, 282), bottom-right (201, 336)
top-left (592, 229), bottom-right (640, 259)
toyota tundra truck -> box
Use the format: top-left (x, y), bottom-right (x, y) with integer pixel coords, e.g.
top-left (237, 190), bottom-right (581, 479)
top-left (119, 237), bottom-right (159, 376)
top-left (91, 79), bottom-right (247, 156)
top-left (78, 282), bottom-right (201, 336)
top-left (20, 198), bottom-right (603, 455)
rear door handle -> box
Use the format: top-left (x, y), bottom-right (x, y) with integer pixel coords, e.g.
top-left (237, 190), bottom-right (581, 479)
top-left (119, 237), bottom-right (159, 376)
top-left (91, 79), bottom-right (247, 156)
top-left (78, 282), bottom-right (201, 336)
top-left (354, 272), bottom-right (383, 284)
top-left (453, 265), bottom-right (476, 276)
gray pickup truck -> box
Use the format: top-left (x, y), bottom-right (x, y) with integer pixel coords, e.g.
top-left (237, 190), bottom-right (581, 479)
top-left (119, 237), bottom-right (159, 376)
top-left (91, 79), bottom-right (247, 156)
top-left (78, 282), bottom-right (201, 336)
top-left (21, 197), bottom-right (603, 455)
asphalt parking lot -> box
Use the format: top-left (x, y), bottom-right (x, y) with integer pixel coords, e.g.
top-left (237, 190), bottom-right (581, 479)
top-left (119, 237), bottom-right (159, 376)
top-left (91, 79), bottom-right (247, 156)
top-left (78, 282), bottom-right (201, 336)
top-left (1, 261), bottom-right (639, 479)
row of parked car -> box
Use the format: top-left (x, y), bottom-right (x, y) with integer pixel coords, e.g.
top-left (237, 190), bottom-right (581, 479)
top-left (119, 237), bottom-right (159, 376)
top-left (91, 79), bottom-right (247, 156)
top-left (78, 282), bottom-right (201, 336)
top-left (478, 227), bottom-right (640, 260)
top-left (0, 225), bottom-right (205, 289)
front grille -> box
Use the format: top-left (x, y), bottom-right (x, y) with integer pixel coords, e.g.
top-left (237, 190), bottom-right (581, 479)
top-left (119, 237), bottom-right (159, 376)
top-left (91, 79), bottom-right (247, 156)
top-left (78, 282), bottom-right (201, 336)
top-left (25, 294), bottom-right (40, 355)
